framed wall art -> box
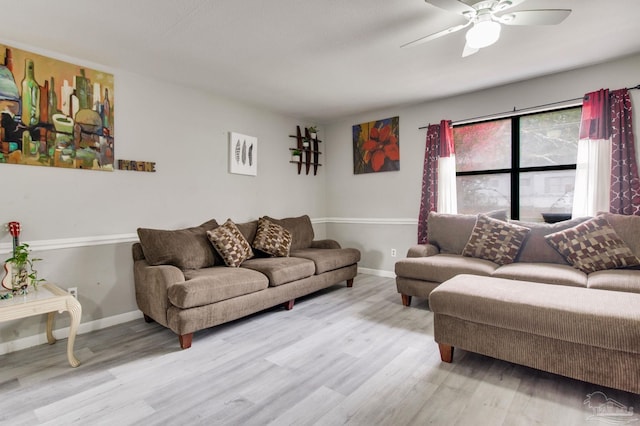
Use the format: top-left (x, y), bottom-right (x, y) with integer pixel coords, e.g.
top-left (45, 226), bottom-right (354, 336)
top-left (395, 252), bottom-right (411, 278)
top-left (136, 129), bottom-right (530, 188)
top-left (0, 43), bottom-right (114, 171)
top-left (353, 116), bottom-right (399, 174)
top-left (229, 132), bottom-right (257, 176)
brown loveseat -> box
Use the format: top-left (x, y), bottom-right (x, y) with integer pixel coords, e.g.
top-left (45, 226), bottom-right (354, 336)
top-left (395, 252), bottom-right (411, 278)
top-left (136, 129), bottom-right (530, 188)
top-left (133, 215), bottom-right (360, 349)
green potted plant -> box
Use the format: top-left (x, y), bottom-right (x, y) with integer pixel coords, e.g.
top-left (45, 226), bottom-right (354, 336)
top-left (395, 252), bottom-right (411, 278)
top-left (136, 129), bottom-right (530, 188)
top-left (308, 126), bottom-right (318, 139)
top-left (302, 138), bottom-right (310, 149)
top-left (3, 243), bottom-right (43, 293)
top-left (291, 149), bottom-right (302, 162)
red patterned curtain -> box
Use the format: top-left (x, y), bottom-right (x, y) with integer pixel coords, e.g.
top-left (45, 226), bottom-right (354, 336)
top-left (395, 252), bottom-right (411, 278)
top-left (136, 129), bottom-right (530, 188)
top-left (609, 88), bottom-right (640, 215)
top-left (417, 120), bottom-right (454, 244)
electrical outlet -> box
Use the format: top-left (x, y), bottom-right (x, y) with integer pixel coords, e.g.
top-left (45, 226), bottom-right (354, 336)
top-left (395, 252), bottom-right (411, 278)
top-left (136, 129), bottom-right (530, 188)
top-left (68, 287), bottom-right (78, 299)
top-left (391, 248), bottom-right (397, 257)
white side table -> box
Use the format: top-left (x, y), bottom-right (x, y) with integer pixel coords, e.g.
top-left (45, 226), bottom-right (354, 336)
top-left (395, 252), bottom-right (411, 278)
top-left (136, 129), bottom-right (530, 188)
top-left (0, 282), bottom-right (82, 367)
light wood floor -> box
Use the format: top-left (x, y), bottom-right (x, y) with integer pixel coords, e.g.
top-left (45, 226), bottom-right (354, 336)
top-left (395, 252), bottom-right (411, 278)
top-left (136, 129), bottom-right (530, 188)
top-left (0, 274), bottom-right (638, 425)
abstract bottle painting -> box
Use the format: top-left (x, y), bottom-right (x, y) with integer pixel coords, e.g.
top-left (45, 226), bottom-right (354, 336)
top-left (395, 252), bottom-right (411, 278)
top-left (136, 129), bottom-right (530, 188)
top-left (229, 132), bottom-right (257, 176)
top-left (0, 44), bottom-right (115, 171)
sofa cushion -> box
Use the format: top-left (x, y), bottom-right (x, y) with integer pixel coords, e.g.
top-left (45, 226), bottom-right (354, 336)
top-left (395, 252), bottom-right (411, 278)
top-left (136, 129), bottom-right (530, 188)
top-left (291, 248), bottom-right (361, 274)
top-left (235, 220), bottom-right (258, 244)
top-left (394, 254), bottom-right (498, 284)
top-left (587, 269), bottom-right (640, 294)
top-left (545, 216), bottom-right (640, 273)
top-left (206, 219), bottom-right (254, 267)
top-left (427, 210), bottom-right (507, 255)
top-left (137, 222), bottom-right (219, 270)
top-left (492, 263), bottom-right (587, 288)
top-left (599, 212), bottom-right (640, 258)
top-left (511, 217), bottom-right (590, 265)
top-left (241, 257), bottom-right (315, 286)
top-left (263, 215), bottom-right (314, 250)
top-left (252, 217), bottom-right (292, 257)
top-left (462, 214), bottom-right (530, 265)
top-left (170, 267), bottom-right (269, 308)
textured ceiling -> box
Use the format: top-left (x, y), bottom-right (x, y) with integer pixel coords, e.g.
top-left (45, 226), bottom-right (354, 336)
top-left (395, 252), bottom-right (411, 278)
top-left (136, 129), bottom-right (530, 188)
top-left (2, 0), bottom-right (640, 121)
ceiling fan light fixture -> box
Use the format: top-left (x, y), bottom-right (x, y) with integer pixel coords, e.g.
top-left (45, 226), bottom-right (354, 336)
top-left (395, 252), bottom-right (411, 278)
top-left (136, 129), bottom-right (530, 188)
top-left (465, 20), bottom-right (501, 49)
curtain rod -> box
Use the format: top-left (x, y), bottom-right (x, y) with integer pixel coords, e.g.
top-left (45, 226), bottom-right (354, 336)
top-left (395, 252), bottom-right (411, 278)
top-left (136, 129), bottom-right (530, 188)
top-left (418, 84), bottom-right (640, 130)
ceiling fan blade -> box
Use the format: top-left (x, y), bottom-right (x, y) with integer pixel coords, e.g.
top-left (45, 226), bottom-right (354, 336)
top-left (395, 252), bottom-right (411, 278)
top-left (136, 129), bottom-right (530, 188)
top-left (401, 21), bottom-right (471, 48)
top-left (491, 0), bottom-right (528, 13)
top-left (462, 42), bottom-right (479, 57)
top-left (425, 0), bottom-right (475, 16)
top-left (497, 9), bottom-right (571, 25)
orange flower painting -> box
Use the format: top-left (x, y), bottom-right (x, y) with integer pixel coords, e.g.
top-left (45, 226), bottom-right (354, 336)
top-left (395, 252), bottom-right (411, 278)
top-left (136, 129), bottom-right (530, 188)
top-left (353, 116), bottom-right (399, 174)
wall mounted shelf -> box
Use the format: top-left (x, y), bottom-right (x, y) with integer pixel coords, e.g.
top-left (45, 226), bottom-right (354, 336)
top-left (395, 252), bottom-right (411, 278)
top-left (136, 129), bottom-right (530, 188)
top-left (289, 125), bottom-right (322, 175)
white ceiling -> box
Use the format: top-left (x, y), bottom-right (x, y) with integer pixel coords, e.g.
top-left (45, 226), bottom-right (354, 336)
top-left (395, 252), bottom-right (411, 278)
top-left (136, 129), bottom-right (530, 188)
top-left (3, 0), bottom-right (640, 122)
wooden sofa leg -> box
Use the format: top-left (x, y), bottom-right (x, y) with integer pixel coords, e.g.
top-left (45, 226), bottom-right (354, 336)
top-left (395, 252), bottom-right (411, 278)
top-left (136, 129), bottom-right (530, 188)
top-left (179, 333), bottom-right (193, 349)
top-left (438, 343), bottom-right (454, 363)
top-left (401, 294), bottom-right (412, 307)
top-left (283, 300), bottom-right (295, 310)
top-left (347, 278), bottom-right (354, 288)
top-left (143, 314), bottom-right (154, 323)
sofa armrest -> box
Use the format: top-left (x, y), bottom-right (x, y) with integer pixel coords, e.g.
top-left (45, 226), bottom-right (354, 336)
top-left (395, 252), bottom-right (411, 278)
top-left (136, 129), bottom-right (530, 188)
top-left (310, 239), bottom-right (342, 249)
top-left (406, 244), bottom-right (440, 258)
top-left (134, 259), bottom-right (186, 327)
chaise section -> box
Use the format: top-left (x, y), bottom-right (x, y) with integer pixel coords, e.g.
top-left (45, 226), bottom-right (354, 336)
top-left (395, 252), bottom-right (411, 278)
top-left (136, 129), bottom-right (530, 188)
top-left (430, 274), bottom-right (640, 394)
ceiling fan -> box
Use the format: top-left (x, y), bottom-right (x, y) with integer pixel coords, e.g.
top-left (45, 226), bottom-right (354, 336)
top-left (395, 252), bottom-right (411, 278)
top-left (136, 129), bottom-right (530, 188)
top-left (402, 0), bottom-right (571, 57)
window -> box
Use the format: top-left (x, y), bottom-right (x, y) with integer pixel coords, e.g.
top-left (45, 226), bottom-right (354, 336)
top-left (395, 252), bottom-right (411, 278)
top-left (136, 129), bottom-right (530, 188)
top-left (454, 107), bottom-right (581, 221)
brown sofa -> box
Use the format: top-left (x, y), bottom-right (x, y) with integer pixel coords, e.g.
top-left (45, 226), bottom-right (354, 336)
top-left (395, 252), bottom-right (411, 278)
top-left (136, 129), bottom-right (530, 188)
top-left (395, 211), bottom-right (640, 305)
top-left (395, 211), bottom-right (640, 393)
top-left (133, 215), bottom-right (360, 349)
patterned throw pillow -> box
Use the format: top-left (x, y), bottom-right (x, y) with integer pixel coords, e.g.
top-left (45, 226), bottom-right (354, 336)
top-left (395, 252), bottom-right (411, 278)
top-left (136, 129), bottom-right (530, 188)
top-left (252, 217), bottom-right (292, 257)
top-left (462, 214), bottom-right (530, 265)
top-left (544, 216), bottom-right (640, 273)
top-left (206, 219), bottom-right (254, 267)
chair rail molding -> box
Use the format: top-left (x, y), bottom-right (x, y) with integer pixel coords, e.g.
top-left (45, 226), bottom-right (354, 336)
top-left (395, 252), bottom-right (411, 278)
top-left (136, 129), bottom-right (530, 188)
top-left (314, 217), bottom-right (418, 225)
top-left (0, 217), bottom-right (416, 253)
top-left (0, 233), bottom-right (138, 254)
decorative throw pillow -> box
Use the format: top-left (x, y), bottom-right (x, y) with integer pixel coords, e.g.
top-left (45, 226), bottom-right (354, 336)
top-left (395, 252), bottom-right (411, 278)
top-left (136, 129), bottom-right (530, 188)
top-left (263, 215), bottom-right (314, 250)
top-left (206, 219), bottom-right (254, 267)
top-left (544, 216), bottom-right (640, 273)
top-left (252, 217), bottom-right (292, 257)
top-left (428, 210), bottom-right (508, 255)
top-left (462, 214), bottom-right (530, 265)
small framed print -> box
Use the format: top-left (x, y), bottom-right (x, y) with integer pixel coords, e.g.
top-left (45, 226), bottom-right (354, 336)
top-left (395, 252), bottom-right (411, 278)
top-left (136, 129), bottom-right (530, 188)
top-left (229, 132), bottom-right (257, 176)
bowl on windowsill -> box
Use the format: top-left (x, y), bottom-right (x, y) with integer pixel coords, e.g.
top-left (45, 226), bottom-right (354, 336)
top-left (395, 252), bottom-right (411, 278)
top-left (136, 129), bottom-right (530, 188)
top-left (541, 213), bottom-right (572, 223)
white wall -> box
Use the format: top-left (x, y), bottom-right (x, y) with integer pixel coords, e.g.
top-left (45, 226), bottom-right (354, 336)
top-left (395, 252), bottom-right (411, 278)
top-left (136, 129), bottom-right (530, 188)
top-left (0, 48), bottom-right (326, 348)
top-left (323, 53), bottom-right (640, 274)
top-left (3, 45), bottom-right (639, 352)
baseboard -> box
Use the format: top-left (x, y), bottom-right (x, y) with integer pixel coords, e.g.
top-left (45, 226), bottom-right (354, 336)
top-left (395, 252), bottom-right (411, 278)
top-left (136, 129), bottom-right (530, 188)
top-left (358, 267), bottom-right (396, 278)
top-left (0, 310), bottom-right (143, 356)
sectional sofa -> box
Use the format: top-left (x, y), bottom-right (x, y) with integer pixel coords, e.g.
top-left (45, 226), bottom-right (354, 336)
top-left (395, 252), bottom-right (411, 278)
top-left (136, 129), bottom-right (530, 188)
top-left (133, 215), bottom-right (360, 349)
top-left (395, 211), bottom-right (640, 304)
top-left (394, 211), bottom-right (640, 393)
